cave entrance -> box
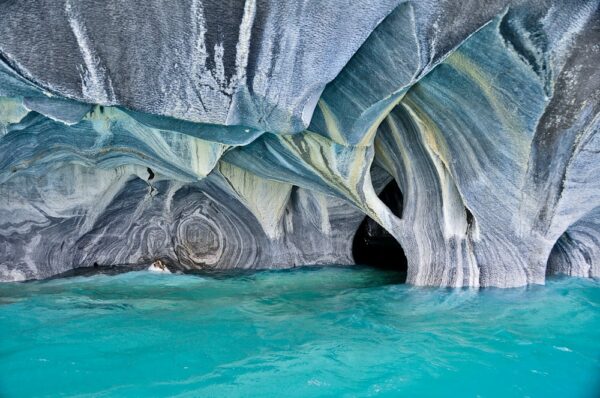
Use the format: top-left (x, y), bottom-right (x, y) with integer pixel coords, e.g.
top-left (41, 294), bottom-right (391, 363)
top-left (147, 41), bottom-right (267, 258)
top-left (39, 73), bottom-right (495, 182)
top-left (352, 180), bottom-right (407, 280)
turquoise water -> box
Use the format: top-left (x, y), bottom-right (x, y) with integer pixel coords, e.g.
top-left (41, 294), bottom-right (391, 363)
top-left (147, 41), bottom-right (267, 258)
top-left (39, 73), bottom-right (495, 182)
top-left (0, 267), bottom-right (598, 398)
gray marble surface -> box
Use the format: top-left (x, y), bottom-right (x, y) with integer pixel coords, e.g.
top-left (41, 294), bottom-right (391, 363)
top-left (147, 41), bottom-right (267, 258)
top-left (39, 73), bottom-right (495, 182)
top-left (0, 0), bottom-right (598, 286)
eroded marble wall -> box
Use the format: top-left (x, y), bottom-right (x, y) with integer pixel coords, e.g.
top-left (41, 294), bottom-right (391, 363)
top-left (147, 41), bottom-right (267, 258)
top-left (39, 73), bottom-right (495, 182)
top-left (0, 0), bottom-right (598, 286)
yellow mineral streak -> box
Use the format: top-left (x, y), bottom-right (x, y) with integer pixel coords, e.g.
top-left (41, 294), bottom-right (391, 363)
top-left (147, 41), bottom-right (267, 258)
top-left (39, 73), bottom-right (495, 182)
top-left (357, 91), bottom-right (407, 147)
top-left (445, 50), bottom-right (530, 150)
top-left (278, 131), bottom-right (402, 238)
top-left (0, 96), bottom-right (29, 126)
top-left (219, 161), bottom-right (292, 239)
top-left (316, 99), bottom-right (347, 145)
top-left (85, 106), bottom-right (227, 179)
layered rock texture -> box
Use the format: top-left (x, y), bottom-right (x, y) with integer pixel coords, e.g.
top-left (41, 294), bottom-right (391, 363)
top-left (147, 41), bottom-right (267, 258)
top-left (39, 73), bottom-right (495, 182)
top-left (0, 0), bottom-right (598, 286)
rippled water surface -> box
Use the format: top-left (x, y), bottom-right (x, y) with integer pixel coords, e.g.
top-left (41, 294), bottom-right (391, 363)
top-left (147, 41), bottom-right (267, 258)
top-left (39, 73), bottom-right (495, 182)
top-left (0, 267), bottom-right (599, 397)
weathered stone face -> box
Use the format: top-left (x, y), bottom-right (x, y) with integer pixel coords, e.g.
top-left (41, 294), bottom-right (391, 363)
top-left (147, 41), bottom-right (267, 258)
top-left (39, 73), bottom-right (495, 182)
top-left (0, 0), bottom-right (598, 287)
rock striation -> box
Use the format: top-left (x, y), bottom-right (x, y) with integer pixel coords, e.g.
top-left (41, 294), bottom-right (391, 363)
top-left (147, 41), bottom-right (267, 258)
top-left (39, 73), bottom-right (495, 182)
top-left (0, 0), bottom-right (598, 286)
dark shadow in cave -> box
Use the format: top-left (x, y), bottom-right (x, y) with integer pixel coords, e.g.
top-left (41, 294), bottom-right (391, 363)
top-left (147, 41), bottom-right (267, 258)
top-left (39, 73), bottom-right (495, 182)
top-left (352, 180), bottom-right (408, 280)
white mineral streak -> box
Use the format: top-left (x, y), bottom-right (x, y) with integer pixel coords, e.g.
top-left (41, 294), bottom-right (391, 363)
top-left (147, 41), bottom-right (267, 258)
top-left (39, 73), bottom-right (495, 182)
top-left (184, 0), bottom-right (255, 123)
top-left (187, 0), bottom-right (230, 120)
top-left (64, 0), bottom-right (115, 104)
top-left (234, 0), bottom-right (256, 86)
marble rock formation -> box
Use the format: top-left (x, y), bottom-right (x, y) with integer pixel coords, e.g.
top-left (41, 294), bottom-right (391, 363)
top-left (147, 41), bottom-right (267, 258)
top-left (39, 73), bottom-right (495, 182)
top-left (0, 0), bottom-right (598, 287)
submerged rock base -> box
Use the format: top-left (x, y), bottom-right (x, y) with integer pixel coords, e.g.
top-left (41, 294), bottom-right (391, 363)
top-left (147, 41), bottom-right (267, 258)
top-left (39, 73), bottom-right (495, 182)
top-left (0, 0), bottom-right (599, 286)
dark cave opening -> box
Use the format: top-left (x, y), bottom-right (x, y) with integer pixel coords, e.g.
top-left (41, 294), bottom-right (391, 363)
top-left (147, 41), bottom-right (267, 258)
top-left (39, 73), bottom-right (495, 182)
top-left (352, 180), bottom-right (408, 279)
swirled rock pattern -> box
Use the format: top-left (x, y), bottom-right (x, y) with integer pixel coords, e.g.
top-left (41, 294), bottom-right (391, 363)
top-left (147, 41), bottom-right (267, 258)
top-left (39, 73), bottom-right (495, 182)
top-left (0, 0), bottom-right (598, 286)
